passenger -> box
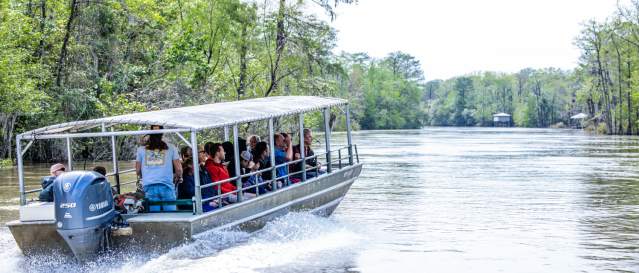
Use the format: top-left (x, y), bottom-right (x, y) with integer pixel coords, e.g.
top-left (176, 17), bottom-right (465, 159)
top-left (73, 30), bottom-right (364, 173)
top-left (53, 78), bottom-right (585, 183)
top-left (135, 125), bottom-right (182, 212)
top-left (252, 141), bottom-right (273, 185)
top-left (179, 158), bottom-right (196, 201)
top-left (93, 166), bottom-right (107, 176)
top-left (274, 133), bottom-right (293, 185)
top-left (222, 141), bottom-right (236, 178)
top-left (240, 151), bottom-right (267, 194)
top-left (196, 145), bottom-right (217, 211)
top-left (205, 143), bottom-right (255, 204)
top-left (247, 135), bottom-right (261, 152)
top-left (180, 146), bottom-right (192, 161)
top-left (38, 163), bottom-right (66, 202)
top-left (292, 128), bottom-right (325, 179)
top-left (205, 143), bottom-right (237, 202)
top-left (179, 151), bottom-right (216, 212)
top-left (238, 137), bottom-right (247, 153)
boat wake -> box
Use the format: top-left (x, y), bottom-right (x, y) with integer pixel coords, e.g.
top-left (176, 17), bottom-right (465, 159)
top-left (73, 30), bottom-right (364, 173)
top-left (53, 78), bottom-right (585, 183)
top-left (0, 213), bottom-right (366, 273)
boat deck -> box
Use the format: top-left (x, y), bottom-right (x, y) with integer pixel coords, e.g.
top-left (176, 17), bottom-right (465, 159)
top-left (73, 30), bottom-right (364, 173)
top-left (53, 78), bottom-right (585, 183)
top-left (8, 164), bottom-right (362, 255)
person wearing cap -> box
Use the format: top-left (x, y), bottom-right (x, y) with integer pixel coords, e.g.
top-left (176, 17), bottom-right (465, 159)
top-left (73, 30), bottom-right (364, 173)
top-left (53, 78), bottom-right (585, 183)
top-left (38, 163), bottom-right (66, 201)
top-left (135, 125), bottom-right (182, 212)
top-left (240, 151), bottom-right (267, 194)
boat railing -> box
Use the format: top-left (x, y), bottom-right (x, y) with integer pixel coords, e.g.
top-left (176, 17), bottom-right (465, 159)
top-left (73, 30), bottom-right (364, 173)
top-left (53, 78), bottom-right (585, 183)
top-left (20, 144), bottom-right (358, 208)
top-left (21, 168), bottom-right (138, 197)
top-left (198, 144), bottom-right (358, 211)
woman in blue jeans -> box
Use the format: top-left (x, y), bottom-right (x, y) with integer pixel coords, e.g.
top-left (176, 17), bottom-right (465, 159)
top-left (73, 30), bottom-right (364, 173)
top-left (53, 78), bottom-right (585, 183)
top-left (135, 125), bottom-right (183, 212)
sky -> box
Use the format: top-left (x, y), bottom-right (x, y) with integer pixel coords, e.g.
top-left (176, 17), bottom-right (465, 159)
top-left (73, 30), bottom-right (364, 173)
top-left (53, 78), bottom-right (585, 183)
top-left (313, 0), bottom-right (621, 81)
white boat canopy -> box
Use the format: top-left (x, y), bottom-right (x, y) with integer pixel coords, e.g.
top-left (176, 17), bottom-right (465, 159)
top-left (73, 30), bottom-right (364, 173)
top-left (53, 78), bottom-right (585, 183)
top-left (570, 113), bottom-right (588, 119)
top-left (493, 112), bottom-right (511, 117)
top-left (21, 96), bottom-right (346, 136)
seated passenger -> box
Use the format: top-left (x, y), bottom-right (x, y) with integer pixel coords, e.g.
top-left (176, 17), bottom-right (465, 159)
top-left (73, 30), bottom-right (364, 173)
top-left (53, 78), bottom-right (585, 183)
top-left (274, 133), bottom-right (292, 185)
top-left (252, 141), bottom-right (277, 190)
top-left (39, 163), bottom-right (66, 202)
top-left (179, 158), bottom-right (196, 201)
top-left (180, 146), bottom-right (192, 161)
top-left (240, 151), bottom-right (267, 194)
top-left (180, 145), bottom-right (217, 212)
top-left (93, 165), bottom-right (107, 176)
top-left (205, 143), bottom-right (237, 201)
top-left (205, 143), bottom-right (255, 204)
top-left (135, 125), bottom-right (182, 212)
top-left (247, 135), bottom-right (261, 152)
top-left (222, 141), bottom-right (237, 178)
top-left (292, 128), bottom-right (325, 179)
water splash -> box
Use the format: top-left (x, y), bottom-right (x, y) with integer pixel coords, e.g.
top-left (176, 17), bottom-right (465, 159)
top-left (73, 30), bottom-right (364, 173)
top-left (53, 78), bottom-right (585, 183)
top-left (0, 213), bottom-right (367, 273)
top-left (133, 213), bottom-right (366, 273)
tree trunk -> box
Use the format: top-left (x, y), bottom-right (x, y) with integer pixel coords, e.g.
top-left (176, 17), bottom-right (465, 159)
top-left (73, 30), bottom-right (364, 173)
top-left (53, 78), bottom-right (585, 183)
top-left (35, 0), bottom-right (46, 58)
top-left (236, 22), bottom-right (248, 100)
top-left (0, 113), bottom-right (17, 160)
top-left (265, 0), bottom-right (286, 97)
top-left (594, 34), bottom-right (613, 134)
top-left (55, 0), bottom-right (78, 87)
top-left (626, 61), bottom-right (632, 135)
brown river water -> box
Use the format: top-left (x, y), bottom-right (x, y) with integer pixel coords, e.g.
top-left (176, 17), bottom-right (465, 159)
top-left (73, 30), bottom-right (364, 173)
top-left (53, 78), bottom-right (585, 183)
top-left (0, 127), bottom-right (638, 272)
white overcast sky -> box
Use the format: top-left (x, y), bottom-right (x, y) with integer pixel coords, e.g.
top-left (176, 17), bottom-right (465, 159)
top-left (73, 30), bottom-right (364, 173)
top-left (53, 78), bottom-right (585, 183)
top-left (311, 0), bottom-right (621, 81)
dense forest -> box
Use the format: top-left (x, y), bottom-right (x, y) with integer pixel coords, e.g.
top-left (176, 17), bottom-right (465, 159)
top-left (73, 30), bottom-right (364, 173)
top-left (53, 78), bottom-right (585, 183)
top-left (424, 68), bottom-right (576, 128)
top-left (0, 0), bottom-right (426, 163)
top-left (2, 0), bottom-right (639, 163)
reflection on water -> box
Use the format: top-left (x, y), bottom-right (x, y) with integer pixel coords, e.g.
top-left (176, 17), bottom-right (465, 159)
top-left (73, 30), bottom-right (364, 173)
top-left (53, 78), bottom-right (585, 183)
top-left (1, 127), bottom-right (639, 272)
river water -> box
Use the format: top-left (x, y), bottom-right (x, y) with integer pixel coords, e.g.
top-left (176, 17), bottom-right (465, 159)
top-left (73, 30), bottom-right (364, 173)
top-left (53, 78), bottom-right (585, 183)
top-left (1, 127), bottom-right (639, 272)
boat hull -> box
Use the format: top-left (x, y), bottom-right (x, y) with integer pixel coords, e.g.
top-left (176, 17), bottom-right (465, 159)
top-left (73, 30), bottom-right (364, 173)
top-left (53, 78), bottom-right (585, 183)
top-left (7, 163), bottom-right (363, 256)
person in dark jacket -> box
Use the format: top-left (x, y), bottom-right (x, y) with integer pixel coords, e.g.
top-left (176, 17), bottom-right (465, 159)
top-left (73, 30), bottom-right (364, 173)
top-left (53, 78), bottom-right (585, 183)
top-left (222, 141), bottom-right (236, 178)
top-left (292, 129), bottom-right (324, 179)
top-left (39, 163), bottom-right (66, 202)
top-left (180, 145), bottom-right (216, 212)
top-left (239, 151), bottom-right (267, 194)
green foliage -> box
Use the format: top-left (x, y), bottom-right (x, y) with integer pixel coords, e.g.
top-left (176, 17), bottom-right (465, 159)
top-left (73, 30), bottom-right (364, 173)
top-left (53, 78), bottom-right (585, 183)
top-left (0, 158), bottom-right (11, 168)
top-left (425, 69), bottom-right (576, 127)
top-left (1, 0), bottom-right (432, 161)
top-left (340, 53), bottom-right (427, 130)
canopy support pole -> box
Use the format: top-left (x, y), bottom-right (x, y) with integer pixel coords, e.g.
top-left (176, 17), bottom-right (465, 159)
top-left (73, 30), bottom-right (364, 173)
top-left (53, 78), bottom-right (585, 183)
top-left (16, 135), bottom-right (25, 205)
top-left (299, 113), bottom-right (306, 182)
top-left (191, 130), bottom-right (203, 215)
top-left (110, 127), bottom-right (120, 194)
top-left (176, 132), bottom-right (192, 148)
top-left (323, 108), bottom-right (332, 173)
top-left (224, 126), bottom-right (229, 141)
top-left (346, 104), bottom-right (353, 166)
top-left (66, 137), bottom-right (73, 170)
top-left (20, 140), bottom-right (33, 157)
top-left (269, 118), bottom-right (277, 190)
top-left (233, 125), bottom-right (242, 202)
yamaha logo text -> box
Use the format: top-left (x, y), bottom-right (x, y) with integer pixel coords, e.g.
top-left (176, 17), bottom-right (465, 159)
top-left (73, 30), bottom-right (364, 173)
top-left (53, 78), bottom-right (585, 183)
top-left (88, 200), bottom-right (109, 212)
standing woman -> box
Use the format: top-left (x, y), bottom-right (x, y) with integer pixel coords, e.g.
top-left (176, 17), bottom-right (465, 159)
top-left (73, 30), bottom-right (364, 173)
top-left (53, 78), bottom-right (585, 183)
top-left (135, 125), bottom-right (182, 212)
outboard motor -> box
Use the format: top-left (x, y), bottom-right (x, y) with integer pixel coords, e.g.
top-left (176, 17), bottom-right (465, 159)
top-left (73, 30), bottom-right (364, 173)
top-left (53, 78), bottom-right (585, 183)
top-left (54, 171), bottom-right (115, 261)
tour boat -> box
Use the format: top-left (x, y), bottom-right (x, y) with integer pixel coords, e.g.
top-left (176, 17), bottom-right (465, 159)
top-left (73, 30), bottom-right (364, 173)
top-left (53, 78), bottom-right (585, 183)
top-left (7, 96), bottom-right (362, 260)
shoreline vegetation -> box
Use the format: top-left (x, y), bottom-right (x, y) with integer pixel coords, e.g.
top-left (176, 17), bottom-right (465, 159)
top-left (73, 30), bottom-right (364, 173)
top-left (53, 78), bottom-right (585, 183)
top-left (0, 0), bottom-right (637, 164)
